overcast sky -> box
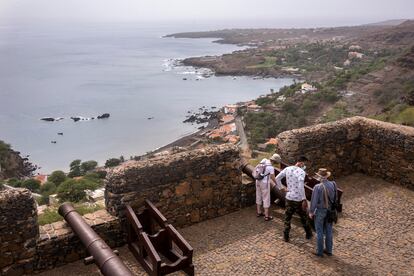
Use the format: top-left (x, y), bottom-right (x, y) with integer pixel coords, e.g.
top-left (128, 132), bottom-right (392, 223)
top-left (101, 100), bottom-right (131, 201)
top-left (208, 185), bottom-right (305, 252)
top-left (1, 0), bottom-right (413, 27)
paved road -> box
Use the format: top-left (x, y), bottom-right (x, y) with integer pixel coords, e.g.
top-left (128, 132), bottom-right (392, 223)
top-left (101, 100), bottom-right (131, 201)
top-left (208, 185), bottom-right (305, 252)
top-left (235, 116), bottom-right (250, 156)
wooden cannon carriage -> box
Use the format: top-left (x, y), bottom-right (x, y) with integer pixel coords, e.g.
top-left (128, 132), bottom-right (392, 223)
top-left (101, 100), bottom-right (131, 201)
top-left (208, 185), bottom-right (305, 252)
top-left (125, 200), bottom-right (194, 276)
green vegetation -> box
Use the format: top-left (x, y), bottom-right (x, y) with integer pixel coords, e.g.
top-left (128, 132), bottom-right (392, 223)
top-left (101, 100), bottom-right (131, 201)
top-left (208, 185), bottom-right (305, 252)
top-left (105, 158), bottom-right (121, 167)
top-left (0, 141), bottom-right (11, 175)
top-left (56, 178), bottom-right (101, 202)
top-left (68, 159), bottom-right (82, 178)
top-left (375, 105), bottom-right (414, 126)
top-left (80, 160), bottom-right (98, 174)
top-left (321, 101), bottom-right (352, 123)
top-left (37, 204), bottom-right (103, 226)
top-left (246, 56), bottom-right (278, 69)
top-left (38, 208), bottom-right (62, 225)
top-left (40, 181), bottom-right (57, 195)
top-left (21, 179), bottom-right (41, 193)
top-left (48, 170), bottom-right (66, 186)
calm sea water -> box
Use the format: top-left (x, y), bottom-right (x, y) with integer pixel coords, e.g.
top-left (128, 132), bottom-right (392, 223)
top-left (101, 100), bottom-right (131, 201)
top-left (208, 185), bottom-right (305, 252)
top-left (0, 23), bottom-right (293, 173)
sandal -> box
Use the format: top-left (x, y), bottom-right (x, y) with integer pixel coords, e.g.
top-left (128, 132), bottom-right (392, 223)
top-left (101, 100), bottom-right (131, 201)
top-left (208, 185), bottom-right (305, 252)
top-left (257, 213), bottom-right (264, 217)
top-left (264, 216), bottom-right (273, 221)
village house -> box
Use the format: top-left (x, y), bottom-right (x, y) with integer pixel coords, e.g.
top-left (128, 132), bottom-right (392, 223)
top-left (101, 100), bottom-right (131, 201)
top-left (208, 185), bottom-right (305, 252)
top-left (223, 134), bottom-right (240, 144)
top-left (348, 51), bottom-right (364, 59)
top-left (277, 95), bottom-right (286, 102)
top-left (34, 174), bottom-right (48, 185)
top-left (207, 123), bottom-right (237, 140)
top-left (265, 138), bottom-right (278, 146)
top-left (247, 104), bottom-right (262, 112)
top-left (343, 59), bottom-right (351, 66)
top-left (223, 104), bottom-right (238, 114)
top-left (299, 83), bottom-right (317, 94)
top-left (349, 45), bottom-right (362, 50)
top-left (220, 114), bottom-right (235, 124)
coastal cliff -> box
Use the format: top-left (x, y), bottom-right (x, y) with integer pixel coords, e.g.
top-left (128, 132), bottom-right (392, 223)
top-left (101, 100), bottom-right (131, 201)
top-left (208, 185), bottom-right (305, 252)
top-left (0, 140), bottom-right (36, 180)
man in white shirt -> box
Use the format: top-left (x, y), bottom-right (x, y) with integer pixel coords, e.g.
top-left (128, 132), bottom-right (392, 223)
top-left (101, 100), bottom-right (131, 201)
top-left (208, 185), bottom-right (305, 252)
top-left (255, 158), bottom-right (276, 221)
top-left (276, 156), bottom-right (312, 242)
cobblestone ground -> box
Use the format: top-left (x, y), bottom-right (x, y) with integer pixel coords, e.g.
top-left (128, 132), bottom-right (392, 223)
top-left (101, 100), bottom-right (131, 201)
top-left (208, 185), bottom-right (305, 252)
top-left (39, 174), bottom-right (414, 276)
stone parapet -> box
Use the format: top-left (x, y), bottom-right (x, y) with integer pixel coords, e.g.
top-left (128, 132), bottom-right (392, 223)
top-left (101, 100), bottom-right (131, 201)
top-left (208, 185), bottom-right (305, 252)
top-left (105, 144), bottom-right (245, 227)
top-left (276, 116), bottom-right (414, 189)
top-left (0, 188), bottom-right (38, 275)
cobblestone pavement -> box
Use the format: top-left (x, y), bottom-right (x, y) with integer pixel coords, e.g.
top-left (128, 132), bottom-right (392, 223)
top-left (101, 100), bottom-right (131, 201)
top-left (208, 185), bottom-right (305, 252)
top-left (39, 174), bottom-right (414, 275)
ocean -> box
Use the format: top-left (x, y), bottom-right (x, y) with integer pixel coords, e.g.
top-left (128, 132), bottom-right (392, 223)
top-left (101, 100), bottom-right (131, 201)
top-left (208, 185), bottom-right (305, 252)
top-left (0, 22), bottom-right (293, 173)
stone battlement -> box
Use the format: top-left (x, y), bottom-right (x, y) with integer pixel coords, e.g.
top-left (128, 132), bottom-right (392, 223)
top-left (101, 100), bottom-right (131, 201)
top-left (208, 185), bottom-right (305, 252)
top-left (276, 116), bottom-right (414, 189)
top-left (105, 144), bottom-right (254, 227)
top-left (1, 117), bottom-right (413, 275)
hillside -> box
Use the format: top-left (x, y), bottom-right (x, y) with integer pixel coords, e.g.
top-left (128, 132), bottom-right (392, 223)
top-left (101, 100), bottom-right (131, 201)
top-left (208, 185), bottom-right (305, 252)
top-left (0, 140), bottom-right (37, 180)
top-left (167, 20), bottom-right (414, 149)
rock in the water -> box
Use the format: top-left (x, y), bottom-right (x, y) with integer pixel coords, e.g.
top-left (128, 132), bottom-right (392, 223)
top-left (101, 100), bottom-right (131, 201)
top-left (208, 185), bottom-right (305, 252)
top-left (41, 117), bottom-right (55, 122)
top-left (97, 113), bottom-right (110, 119)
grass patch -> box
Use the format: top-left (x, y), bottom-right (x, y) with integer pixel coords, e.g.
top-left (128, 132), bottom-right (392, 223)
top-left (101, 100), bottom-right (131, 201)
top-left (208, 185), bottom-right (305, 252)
top-left (38, 203), bottom-right (104, 226)
top-left (246, 56), bottom-right (278, 69)
top-left (375, 106), bottom-right (414, 126)
top-left (321, 102), bottom-right (352, 123)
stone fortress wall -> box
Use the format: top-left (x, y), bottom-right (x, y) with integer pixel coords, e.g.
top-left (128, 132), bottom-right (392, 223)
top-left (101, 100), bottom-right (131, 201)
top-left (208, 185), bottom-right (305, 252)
top-left (105, 144), bottom-right (254, 227)
top-left (276, 116), bottom-right (414, 190)
top-left (1, 117), bottom-right (413, 275)
top-left (1, 144), bottom-right (255, 275)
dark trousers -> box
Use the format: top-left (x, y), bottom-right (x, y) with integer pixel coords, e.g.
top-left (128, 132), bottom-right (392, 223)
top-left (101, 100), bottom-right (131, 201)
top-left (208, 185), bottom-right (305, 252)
top-left (284, 199), bottom-right (312, 235)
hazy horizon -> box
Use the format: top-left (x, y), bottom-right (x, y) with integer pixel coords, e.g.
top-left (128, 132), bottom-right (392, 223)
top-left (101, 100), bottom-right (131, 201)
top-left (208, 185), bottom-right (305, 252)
top-left (1, 0), bottom-right (413, 29)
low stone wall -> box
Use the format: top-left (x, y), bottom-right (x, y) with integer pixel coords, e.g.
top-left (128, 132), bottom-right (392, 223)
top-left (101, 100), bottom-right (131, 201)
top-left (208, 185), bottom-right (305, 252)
top-left (0, 187), bottom-right (124, 275)
top-left (34, 210), bottom-right (124, 272)
top-left (0, 189), bottom-right (38, 275)
top-left (0, 144), bottom-right (253, 275)
top-left (276, 117), bottom-right (361, 177)
top-left (105, 144), bottom-right (249, 227)
top-left (276, 116), bottom-right (414, 189)
top-left (357, 118), bottom-right (414, 189)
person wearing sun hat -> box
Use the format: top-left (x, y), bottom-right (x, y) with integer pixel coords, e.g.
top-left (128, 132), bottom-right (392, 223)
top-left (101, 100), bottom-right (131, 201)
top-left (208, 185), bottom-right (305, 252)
top-left (309, 168), bottom-right (338, 257)
top-left (254, 158), bottom-right (276, 221)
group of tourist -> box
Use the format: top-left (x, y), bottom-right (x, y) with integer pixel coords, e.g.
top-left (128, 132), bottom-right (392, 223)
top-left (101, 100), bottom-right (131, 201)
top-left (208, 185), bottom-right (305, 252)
top-left (254, 154), bottom-right (338, 257)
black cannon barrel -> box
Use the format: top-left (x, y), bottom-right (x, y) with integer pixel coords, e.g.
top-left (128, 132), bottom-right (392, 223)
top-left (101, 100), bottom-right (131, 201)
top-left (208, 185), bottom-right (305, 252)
top-left (58, 203), bottom-right (133, 276)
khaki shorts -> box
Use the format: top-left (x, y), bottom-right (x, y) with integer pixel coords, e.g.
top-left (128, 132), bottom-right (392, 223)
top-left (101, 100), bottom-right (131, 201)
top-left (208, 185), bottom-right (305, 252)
top-left (256, 180), bottom-right (271, 208)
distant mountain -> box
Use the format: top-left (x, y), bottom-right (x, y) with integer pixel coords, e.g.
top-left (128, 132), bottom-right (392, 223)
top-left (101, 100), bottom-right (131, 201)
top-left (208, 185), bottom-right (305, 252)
top-left (364, 19), bottom-right (409, 26)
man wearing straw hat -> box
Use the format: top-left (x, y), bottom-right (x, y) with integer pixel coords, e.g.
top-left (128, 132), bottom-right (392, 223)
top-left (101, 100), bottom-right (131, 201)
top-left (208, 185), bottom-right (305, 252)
top-left (309, 168), bottom-right (338, 257)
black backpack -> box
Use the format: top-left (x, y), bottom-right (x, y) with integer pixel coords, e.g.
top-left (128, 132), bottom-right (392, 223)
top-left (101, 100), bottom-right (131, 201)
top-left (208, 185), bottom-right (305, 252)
top-left (324, 181), bottom-right (338, 223)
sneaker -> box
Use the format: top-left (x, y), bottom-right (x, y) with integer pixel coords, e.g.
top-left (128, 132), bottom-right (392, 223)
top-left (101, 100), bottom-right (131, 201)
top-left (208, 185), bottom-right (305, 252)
top-left (323, 250), bottom-right (333, 256)
top-left (313, 252), bottom-right (323, 258)
top-left (283, 233), bottom-right (289, 242)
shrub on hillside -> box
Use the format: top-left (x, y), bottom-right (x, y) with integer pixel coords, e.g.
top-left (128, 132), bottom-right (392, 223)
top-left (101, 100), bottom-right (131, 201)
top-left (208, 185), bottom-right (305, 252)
top-left (80, 160), bottom-right (98, 174)
top-left (21, 179), bottom-right (41, 193)
top-left (40, 181), bottom-right (57, 196)
top-left (105, 158), bottom-right (121, 168)
top-left (68, 159), bottom-right (82, 178)
top-left (48, 170), bottom-right (66, 186)
top-left (57, 178), bottom-right (99, 202)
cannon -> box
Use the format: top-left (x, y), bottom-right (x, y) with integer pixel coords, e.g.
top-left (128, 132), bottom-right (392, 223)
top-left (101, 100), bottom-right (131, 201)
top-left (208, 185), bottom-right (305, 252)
top-left (58, 203), bottom-right (133, 276)
top-left (240, 160), bottom-right (343, 211)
